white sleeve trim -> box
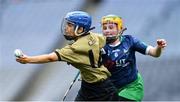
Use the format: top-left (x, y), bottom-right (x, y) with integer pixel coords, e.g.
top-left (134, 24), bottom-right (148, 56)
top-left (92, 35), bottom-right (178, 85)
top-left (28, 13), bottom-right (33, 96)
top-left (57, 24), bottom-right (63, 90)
top-left (146, 45), bottom-right (153, 55)
top-left (101, 48), bottom-right (106, 55)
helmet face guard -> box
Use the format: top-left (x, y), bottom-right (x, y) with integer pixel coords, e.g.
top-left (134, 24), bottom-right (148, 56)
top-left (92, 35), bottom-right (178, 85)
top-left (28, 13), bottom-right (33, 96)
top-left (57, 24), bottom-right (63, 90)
top-left (61, 19), bottom-right (77, 40)
top-left (101, 15), bottom-right (124, 43)
top-left (102, 23), bottom-right (119, 43)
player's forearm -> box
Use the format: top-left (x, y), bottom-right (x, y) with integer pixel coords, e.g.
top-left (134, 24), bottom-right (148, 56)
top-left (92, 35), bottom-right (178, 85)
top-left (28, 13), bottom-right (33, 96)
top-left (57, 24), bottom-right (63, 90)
top-left (26, 54), bottom-right (53, 64)
top-left (148, 46), bottom-right (162, 57)
top-left (26, 54), bottom-right (56, 64)
top-left (16, 52), bottom-right (58, 64)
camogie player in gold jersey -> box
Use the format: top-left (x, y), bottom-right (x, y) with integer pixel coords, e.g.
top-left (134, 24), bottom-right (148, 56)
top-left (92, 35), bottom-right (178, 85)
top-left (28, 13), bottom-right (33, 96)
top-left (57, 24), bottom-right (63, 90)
top-left (16, 11), bottom-right (119, 101)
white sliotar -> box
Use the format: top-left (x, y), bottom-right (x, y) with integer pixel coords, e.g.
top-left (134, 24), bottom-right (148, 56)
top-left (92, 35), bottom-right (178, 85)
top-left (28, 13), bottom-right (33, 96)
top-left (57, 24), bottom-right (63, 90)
top-left (14, 49), bottom-right (23, 58)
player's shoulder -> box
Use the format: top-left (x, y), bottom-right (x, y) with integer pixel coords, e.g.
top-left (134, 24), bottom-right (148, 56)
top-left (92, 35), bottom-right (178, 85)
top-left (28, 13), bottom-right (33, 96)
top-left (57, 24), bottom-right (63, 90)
top-left (121, 34), bottom-right (139, 45)
top-left (122, 34), bottom-right (134, 41)
top-left (88, 32), bottom-right (107, 49)
top-left (89, 32), bottom-right (106, 44)
top-left (70, 32), bottom-right (102, 50)
top-left (122, 34), bottom-right (133, 39)
top-left (90, 32), bottom-right (104, 38)
top-left (76, 32), bottom-right (103, 41)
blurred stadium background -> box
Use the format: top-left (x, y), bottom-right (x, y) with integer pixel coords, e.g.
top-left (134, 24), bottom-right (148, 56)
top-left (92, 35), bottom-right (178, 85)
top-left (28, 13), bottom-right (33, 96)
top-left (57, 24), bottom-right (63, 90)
top-left (0, 0), bottom-right (180, 101)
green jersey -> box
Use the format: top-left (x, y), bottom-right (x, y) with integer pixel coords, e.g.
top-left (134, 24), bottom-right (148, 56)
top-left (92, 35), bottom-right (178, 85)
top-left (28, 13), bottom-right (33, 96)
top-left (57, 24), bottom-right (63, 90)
top-left (55, 32), bottom-right (111, 83)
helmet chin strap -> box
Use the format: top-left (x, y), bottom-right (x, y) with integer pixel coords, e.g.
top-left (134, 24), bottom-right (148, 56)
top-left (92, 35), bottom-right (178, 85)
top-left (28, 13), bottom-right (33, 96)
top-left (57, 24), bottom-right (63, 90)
top-left (64, 26), bottom-right (95, 41)
top-left (118, 27), bottom-right (127, 35)
top-left (121, 27), bottom-right (127, 34)
top-left (74, 25), bottom-right (84, 36)
top-left (74, 26), bottom-right (95, 36)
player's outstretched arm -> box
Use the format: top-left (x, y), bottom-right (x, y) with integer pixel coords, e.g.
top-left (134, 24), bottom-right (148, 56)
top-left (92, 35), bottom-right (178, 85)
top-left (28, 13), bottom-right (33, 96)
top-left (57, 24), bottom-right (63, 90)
top-left (148, 39), bottom-right (167, 57)
top-left (16, 52), bottom-right (59, 64)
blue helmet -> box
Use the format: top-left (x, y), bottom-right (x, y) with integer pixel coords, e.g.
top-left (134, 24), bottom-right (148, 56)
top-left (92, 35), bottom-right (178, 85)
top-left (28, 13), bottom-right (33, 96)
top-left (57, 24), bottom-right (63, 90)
top-left (64, 11), bottom-right (92, 33)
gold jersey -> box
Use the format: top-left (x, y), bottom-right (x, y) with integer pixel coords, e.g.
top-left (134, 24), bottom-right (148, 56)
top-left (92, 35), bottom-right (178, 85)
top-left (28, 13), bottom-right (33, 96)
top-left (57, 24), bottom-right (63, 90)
top-left (55, 32), bottom-right (111, 83)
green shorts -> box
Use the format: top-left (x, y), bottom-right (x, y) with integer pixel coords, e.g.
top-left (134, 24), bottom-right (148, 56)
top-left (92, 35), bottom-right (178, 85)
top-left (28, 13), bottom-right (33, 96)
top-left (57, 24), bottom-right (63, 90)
top-left (118, 73), bottom-right (144, 101)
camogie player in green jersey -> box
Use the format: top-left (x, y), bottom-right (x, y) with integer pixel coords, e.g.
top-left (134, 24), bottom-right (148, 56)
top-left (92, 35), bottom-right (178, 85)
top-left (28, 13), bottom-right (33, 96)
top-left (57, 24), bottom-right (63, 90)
top-left (16, 11), bottom-right (119, 101)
